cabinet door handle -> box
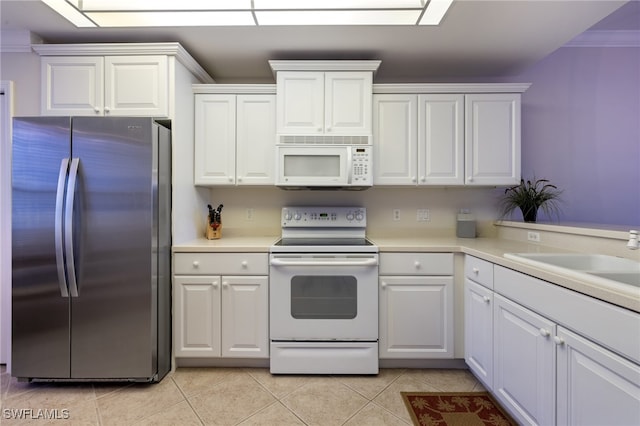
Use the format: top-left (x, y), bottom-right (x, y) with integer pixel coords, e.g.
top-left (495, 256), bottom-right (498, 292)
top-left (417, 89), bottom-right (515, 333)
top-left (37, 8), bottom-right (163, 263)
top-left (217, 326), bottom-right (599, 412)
top-left (94, 107), bottom-right (100, 114)
top-left (539, 328), bottom-right (551, 337)
top-left (411, 176), bottom-right (417, 183)
top-left (483, 296), bottom-right (491, 303)
top-left (212, 281), bottom-right (219, 288)
top-left (228, 176), bottom-right (233, 182)
top-left (553, 336), bottom-right (565, 346)
top-left (472, 267), bottom-right (480, 274)
top-left (238, 176), bottom-right (243, 182)
top-left (222, 281), bottom-right (229, 288)
top-left (420, 176), bottom-right (426, 182)
top-left (468, 177), bottom-right (473, 182)
top-left (381, 282), bottom-right (387, 289)
top-left (104, 107), bottom-right (110, 114)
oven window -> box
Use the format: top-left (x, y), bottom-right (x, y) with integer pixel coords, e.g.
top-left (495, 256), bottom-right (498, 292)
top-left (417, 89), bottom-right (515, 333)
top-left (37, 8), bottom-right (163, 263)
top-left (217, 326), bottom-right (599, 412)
top-left (290, 275), bottom-right (357, 319)
top-left (283, 155), bottom-right (341, 177)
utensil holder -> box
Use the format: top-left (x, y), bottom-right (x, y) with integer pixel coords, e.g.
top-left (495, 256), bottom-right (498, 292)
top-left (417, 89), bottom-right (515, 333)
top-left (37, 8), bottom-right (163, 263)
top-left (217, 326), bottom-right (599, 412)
top-left (206, 223), bottom-right (222, 240)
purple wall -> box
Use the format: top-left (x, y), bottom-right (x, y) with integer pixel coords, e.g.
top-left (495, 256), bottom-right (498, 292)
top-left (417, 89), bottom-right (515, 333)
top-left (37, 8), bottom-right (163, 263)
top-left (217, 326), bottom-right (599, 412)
top-left (505, 46), bottom-right (640, 226)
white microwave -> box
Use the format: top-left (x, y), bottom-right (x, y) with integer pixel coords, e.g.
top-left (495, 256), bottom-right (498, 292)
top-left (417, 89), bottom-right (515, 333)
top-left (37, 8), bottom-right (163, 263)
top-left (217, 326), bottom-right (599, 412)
top-left (275, 141), bottom-right (372, 189)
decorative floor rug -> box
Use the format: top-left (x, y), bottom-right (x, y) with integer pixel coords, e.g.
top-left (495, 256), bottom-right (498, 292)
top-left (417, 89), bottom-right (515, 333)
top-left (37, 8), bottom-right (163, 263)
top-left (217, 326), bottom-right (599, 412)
top-left (401, 391), bottom-right (517, 426)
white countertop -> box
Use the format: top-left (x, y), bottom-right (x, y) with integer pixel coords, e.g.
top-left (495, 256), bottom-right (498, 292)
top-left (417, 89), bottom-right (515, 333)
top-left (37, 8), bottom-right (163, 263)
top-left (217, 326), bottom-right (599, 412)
top-left (173, 233), bottom-right (639, 313)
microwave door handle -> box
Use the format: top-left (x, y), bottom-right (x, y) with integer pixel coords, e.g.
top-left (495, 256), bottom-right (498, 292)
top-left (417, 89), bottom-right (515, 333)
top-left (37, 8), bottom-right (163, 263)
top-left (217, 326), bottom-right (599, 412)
top-left (55, 158), bottom-right (70, 298)
top-left (346, 148), bottom-right (353, 184)
top-left (270, 258), bottom-right (378, 267)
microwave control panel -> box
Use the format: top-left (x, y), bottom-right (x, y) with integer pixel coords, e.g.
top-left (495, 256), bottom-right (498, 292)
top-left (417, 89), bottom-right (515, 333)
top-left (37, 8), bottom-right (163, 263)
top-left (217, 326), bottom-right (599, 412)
top-left (351, 147), bottom-right (372, 185)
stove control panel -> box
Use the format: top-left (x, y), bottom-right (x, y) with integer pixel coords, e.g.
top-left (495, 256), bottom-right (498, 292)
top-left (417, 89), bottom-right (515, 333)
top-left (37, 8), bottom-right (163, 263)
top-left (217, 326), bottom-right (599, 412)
top-left (281, 207), bottom-right (366, 227)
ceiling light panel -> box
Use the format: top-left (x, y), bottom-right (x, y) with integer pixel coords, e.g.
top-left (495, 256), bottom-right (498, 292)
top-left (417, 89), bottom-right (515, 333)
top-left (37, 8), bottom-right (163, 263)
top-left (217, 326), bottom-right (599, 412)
top-left (253, 0), bottom-right (424, 9)
top-left (255, 10), bottom-right (422, 26)
top-left (42, 0), bottom-right (97, 27)
top-left (86, 11), bottom-right (256, 27)
top-left (419, 0), bottom-right (454, 25)
top-left (75, 0), bottom-right (251, 11)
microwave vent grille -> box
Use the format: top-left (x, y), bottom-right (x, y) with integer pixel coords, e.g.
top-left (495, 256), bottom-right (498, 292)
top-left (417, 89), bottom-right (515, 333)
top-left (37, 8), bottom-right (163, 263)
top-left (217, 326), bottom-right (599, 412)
top-left (279, 135), bottom-right (370, 145)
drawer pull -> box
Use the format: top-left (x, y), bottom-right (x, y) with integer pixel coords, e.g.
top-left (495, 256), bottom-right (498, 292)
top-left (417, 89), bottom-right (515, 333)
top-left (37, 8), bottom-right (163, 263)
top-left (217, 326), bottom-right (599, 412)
top-left (192, 261), bottom-right (200, 268)
top-left (414, 261), bottom-right (421, 269)
top-left (241, 260), bottom-right (248, 268)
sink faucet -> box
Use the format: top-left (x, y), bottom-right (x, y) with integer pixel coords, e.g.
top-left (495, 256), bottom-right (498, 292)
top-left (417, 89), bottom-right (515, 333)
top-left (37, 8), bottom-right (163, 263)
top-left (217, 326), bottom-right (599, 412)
top-left (628, 230), bottom-right (639, 250)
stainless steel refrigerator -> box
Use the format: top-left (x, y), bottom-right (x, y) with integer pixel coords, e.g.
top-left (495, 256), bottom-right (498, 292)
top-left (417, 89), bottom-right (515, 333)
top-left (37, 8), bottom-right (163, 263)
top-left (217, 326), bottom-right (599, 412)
top-left (12, 116), bottom-right (171, 382)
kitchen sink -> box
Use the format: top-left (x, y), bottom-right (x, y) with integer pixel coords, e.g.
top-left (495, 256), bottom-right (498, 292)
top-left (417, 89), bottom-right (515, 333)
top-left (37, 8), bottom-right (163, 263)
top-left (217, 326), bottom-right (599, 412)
top-left (586, 272), bottom-right (640, 288)
top-left (504, 253), bottom-right (640, 295)
top-left (503, 253), bottom-right (640, 273)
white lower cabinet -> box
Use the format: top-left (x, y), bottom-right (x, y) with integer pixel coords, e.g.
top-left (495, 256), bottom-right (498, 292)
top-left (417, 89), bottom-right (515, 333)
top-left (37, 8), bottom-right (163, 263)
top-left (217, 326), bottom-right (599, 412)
top-left (556, 326), bottom-right (640, 426)
top-left (493, 293), bottom-right (556, 426)
top-left (379, 253), bottom-right (454, 359)
top-left (173, 253), bottom-right (269, 359)
top-left (468, 260), bottom-right (640, 426)
top-left (464, 278), bottom-right (494, 388)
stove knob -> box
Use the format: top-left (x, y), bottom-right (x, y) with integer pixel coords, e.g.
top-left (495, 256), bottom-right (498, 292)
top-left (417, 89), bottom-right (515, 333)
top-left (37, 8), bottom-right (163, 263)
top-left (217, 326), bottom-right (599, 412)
top-left (346, 212), bottom-right (355, 221)
top-left (355, 211), bottom-right (364, 221)
top-left (283, 211), bottom-right (293, 221)
top-left (294, 212), bottom-right (302, 221)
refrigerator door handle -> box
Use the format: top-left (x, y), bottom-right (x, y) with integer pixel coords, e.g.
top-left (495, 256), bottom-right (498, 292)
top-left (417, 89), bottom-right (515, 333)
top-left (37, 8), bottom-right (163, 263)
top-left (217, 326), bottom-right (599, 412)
top-left (65, 158), bottom-right (80, 298)
top-left (55, 158), bottom-right (70, 298)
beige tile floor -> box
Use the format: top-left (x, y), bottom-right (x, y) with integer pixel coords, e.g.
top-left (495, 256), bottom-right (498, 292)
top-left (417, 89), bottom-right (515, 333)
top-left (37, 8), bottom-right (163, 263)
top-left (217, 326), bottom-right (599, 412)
top-left (1, 365), bottom-right (485, 425)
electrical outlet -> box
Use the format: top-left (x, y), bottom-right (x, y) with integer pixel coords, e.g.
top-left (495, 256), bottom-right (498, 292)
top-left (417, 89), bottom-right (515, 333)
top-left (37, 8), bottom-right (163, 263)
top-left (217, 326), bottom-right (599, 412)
top-left (416, 209), bottom-right (430, 222)
top-left (393, 209), bottom-right (401, 221)
top-left (246, 208), bottom-right (254, 221)
top-left (527, 231), bottom-right (541, 242)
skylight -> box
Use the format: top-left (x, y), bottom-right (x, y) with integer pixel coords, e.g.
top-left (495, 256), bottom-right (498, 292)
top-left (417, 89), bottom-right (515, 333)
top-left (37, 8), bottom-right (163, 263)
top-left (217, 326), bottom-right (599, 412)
top-left (42, 0), bottom-right (454, 27)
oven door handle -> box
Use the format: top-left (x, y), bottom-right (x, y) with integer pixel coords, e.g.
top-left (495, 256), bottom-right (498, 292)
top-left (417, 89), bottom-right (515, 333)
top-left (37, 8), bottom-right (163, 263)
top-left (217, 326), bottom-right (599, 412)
top-left (270, 258), bottom-right (378, 267)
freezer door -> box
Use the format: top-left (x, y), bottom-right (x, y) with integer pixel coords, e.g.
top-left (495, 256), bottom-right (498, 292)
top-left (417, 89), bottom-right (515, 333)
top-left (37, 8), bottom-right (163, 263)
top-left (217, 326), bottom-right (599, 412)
top-left (12, 117), bottom-right (72, 379)
top-left (70, 117), bottom-right (157, 379)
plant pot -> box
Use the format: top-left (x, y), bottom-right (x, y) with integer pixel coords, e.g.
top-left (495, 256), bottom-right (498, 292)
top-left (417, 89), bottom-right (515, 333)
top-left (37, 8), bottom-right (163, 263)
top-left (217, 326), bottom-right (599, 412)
top-left (520, 206), bottom-right (538, 223)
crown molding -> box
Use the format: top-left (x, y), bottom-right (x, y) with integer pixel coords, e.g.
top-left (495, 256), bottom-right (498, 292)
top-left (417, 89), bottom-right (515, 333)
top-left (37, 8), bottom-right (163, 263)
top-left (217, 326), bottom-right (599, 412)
top-left (193, 84), bottom-right (276, 94)
top-left (269, 60), bottom-right (381, 77)
top-left (564, 30), bottom-right (640, 48)
top-left (31, 42), bottom-right (214, 83)
top-left (373, 83), bottom-right (532, 94)
top-left (0, 30), bottom-right (42, 53)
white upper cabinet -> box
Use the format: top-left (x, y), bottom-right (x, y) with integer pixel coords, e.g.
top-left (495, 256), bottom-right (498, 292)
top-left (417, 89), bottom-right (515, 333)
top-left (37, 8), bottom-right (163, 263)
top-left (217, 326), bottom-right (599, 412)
top-left (103, 56), bottom-right (168, 117)
top-left (373, 94), bottom-right (418, 185)
top-left (465, 93), bottom-right (521, 186)
top-left (372, 85), bottom-right (527, 186)
top-left (41, 56), bottom-right (104, 116)
top-left (418, 94), bottom-right (465, 185)
top-left (35, 43), bottom-right (214, 119)
top-left (41, 55), bottom-right (169, 117)
top-left (276, 71), bottom-right (373, 135)
top-left (194, 94), bottom-right (237, 185)
top-left (194, 89), bottom-right (276, 186)
top-left (236, 95), bottom-right (276, 185)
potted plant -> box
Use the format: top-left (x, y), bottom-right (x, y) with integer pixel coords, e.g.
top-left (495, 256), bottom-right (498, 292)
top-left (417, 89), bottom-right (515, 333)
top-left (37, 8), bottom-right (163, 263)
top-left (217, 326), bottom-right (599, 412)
top-left (499, 178), bottom-right (562, 223)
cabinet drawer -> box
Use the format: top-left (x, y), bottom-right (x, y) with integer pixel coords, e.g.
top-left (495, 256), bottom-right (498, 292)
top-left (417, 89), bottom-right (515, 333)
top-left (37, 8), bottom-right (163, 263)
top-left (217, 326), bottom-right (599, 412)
top-left (379, 253), bottom-right (453, 275)
top-left (465, 255), bottom-right (494, 289)
top-left (174, 253), bottom-right (268, 275)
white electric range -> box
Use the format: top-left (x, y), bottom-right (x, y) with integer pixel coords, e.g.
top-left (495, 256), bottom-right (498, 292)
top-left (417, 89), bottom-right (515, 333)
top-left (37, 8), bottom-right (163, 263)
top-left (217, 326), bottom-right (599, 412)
top-left (269, 206), bottom-right (379, 374)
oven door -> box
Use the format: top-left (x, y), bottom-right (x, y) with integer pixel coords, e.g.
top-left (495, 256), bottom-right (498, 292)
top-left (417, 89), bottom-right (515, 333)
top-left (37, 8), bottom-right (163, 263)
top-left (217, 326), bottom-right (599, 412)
top-left (276, 146), bottom-right (350, 187)
top-left (269, 253), bottom-right (378, 340)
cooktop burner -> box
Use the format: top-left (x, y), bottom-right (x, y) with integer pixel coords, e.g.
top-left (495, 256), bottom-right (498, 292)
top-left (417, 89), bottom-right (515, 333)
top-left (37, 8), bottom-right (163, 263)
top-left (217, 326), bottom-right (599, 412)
top-left (274, 237), bottom-right (374, 247)
top-left (272, 207), bottom-right (378, 253)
